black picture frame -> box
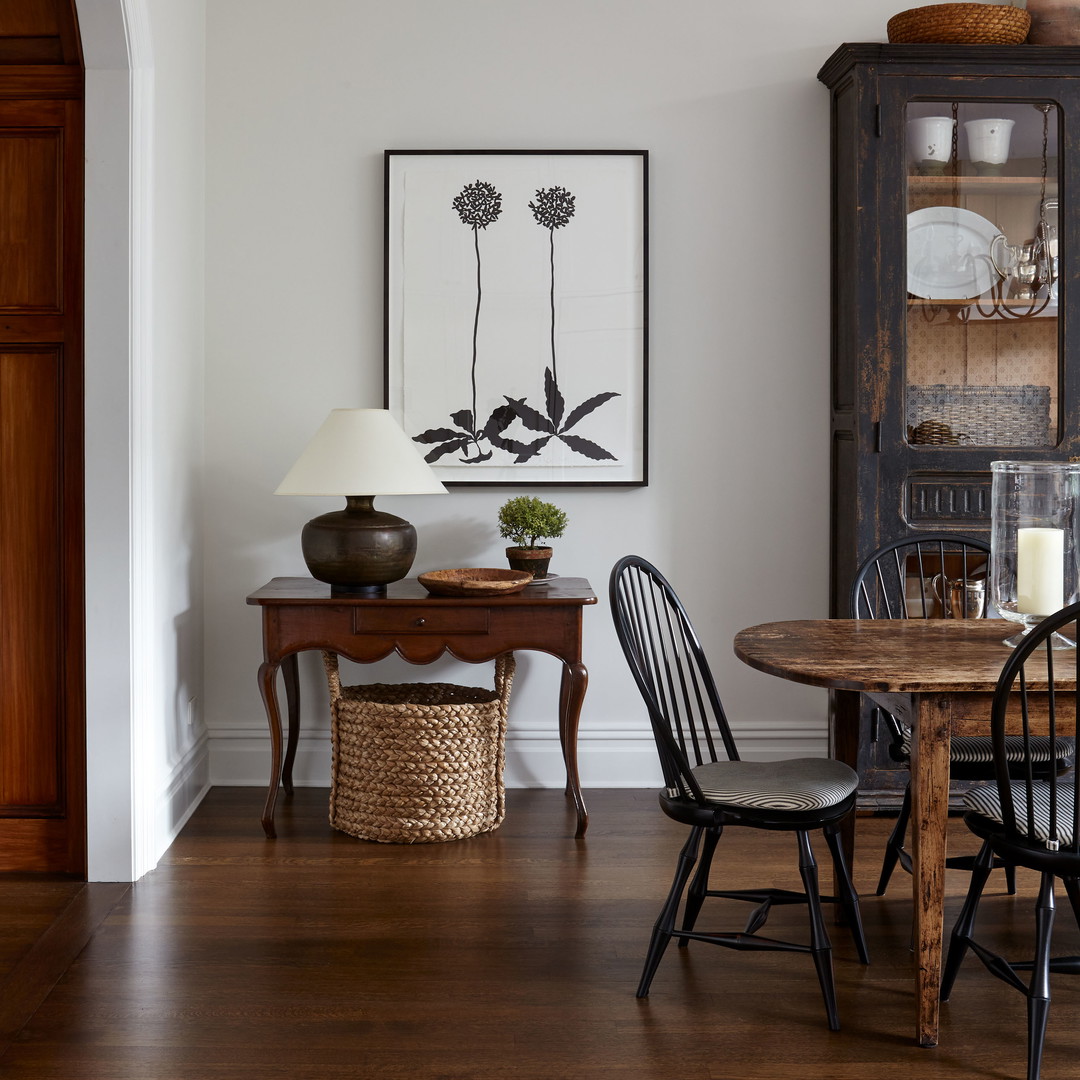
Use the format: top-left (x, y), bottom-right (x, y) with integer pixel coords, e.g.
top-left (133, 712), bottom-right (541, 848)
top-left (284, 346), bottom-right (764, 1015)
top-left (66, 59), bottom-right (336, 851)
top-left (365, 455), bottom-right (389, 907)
top-left (385, 149), bottom-right (648, 487)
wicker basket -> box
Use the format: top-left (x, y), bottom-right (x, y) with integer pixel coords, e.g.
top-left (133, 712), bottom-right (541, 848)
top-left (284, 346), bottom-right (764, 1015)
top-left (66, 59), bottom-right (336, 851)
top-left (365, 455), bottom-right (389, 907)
top-left (888, 3), bottom-right (1031, 43)
top-left (323, 652), bottom-right (514, 843)
top-left (907, 384), bottom-right (1050, 446)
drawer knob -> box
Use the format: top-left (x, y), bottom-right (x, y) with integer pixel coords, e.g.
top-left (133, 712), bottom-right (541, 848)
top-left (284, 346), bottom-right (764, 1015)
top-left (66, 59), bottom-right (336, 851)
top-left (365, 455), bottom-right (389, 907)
top-left (415, 617), bottom-right (426, 626)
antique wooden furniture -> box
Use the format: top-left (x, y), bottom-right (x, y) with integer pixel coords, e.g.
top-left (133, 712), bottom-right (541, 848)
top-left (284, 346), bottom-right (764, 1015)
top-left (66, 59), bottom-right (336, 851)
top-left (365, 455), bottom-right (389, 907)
top-left (732, 617), bottom-right (1076, 1048)
top-left (611, 558), bottom-right (868, 1030)
top-left (246, 576), bottom-right (597, 838)
top-left (849, 533), bottom-right (1073, 896)
top-left (818, 44), bottom-right (1080, 805)
top-left (941, 603), bottom-right (1080, 1080)
top-left (0, 1), bottom-right (86, 874)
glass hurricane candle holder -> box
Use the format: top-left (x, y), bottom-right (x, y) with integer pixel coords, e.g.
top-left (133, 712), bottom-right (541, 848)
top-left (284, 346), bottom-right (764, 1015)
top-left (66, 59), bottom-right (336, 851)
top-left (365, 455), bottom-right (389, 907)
top-left (990, 460), bottom-right (1080, 648)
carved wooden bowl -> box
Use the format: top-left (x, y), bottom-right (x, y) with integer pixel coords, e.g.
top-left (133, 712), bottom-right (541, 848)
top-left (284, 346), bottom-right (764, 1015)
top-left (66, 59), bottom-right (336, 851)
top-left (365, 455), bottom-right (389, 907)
top-left (417, 568), bottom-right (533, 597)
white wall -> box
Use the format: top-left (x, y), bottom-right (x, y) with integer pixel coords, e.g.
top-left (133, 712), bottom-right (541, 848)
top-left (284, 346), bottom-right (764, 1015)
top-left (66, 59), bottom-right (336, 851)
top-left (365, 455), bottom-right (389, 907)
top-left (81, 0), bottom-right (207, 880)
top-left (198, 0), bottom-right (906, 791)
top-left (202, 0), bottom-right (906, 792)
top-left (140, 0), bottom-right (208, 851)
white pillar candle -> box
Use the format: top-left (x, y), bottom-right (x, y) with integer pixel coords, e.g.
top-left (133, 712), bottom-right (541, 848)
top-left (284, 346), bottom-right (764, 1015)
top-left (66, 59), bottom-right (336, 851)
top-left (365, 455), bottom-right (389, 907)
top-left (1017, 526), bottom-right (1065, 615)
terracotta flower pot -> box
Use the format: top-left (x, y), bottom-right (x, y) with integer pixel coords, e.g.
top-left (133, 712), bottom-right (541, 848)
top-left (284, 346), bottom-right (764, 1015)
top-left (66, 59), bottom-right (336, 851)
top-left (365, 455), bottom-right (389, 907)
top-left (505, 546), bottom-right (552, 579)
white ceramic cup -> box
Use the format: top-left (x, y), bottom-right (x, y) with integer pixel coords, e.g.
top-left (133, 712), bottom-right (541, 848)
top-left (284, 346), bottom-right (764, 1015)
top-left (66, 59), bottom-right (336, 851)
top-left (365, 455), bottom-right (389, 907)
top-left (907, 116), bottom-right (955, 172)
top-left (964, 118), bottom-right (1015, 173)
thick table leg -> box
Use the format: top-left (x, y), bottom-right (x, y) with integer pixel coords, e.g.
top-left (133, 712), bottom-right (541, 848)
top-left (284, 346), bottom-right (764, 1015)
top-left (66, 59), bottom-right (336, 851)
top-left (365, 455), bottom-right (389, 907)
top-left (909, 693), bottom-right (952, 1048)
top-left (828, 689), bottom-right (861, 890)
top-left (559, 661), bottom-right (589, 838)
top-left (257, 660), bottom-right (284, 839)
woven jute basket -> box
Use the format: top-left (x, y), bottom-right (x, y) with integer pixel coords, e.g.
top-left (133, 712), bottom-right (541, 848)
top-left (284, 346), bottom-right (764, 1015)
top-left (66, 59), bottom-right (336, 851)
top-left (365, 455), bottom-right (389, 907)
top-left (323, 651), bottom-right (515, 843)
top-left (887, 3), bottom-right (1031, 43)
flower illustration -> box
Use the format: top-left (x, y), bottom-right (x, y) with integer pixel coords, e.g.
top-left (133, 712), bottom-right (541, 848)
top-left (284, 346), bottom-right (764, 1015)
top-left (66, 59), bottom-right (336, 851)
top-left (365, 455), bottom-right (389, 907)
top-left (453, 180), bottom-right (503, 230)
top-left (492, 184), bottom-right (620, 464)
top-left (529, 185), bottom-right (575, 231)
top-left (414, 180), bottom-right (505, 464)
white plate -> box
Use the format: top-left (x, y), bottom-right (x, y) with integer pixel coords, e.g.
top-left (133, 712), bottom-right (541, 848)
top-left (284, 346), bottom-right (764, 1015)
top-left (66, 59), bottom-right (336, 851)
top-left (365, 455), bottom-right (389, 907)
top-left (525, 573), bottom-right (559, 586)
top-left (907, 206), bottom-right (1002, 300)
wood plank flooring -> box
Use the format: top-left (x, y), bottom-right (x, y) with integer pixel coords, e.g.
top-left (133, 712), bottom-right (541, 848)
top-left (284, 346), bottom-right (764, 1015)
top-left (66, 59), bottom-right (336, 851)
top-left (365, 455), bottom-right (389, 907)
top-left (2, 787), bottom-right (1079, 1079)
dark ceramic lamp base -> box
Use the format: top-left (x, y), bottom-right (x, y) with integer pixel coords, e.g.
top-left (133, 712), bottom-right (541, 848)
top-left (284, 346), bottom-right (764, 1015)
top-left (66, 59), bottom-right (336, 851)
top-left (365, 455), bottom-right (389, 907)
top-left (301, 495), bottom-right (417, 595)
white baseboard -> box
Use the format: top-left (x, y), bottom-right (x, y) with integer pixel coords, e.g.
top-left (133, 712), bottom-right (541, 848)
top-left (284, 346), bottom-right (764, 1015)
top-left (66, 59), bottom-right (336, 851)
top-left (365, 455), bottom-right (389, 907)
top-left (208, 727), bottom-right (828, 790)
top-left (157, 736), bottom-right (212, 851)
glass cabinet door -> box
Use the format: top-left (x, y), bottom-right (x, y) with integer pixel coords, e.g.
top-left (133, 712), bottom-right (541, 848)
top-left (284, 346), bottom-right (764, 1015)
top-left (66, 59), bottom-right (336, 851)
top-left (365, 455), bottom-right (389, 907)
top-left (905, 100), bottom-right (1061, 449)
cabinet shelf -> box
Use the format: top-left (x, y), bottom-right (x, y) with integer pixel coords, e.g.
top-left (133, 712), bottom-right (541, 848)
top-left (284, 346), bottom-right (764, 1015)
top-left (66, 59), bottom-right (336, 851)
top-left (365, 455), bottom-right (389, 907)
top-left (907, 296), bottom-right (1058, 318)
top-left (909, 174), bottom-right (1058, 198)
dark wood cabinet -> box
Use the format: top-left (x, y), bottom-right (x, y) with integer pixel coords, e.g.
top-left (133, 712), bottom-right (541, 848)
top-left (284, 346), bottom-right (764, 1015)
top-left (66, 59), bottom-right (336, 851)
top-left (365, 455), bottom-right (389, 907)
top-left (818, 44), bottom-right (1080, 804)
top-left (0, 2), bottom-right (85, 874)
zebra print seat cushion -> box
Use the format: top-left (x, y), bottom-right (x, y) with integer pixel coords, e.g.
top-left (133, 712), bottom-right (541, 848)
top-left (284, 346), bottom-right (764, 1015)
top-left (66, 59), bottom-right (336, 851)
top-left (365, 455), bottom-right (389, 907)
top-left (691, 758), bottom-right (859, 813)
top-left (964, 782), bottom-right (1077, 849)
top-left (897, 727), bottom-right (1072, 766)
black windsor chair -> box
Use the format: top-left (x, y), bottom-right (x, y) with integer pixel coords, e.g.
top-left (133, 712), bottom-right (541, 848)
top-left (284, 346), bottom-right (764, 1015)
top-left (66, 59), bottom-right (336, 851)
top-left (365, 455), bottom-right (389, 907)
top-left (851, 532), bottom-right (1073, 896)
top-left (941, 600), bottom-right (1080, 1080)
top-left (610, 555), bottom-right (869, 1032)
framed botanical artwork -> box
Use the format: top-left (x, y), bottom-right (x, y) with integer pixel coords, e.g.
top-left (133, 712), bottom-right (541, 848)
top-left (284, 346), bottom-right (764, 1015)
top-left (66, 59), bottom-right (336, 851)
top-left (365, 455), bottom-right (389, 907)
top-left (384, 149), bottom-right (648, 486)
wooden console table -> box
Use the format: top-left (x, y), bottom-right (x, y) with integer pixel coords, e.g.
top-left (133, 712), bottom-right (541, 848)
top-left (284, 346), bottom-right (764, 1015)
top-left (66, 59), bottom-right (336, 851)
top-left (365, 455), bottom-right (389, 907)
top-left (247, 576), bottom-right (598, 839)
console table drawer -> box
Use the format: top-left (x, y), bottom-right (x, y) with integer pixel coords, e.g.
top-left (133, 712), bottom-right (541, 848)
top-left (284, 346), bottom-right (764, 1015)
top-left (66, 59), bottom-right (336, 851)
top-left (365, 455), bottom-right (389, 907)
top-left (352, 606), bottom-right (490, 635)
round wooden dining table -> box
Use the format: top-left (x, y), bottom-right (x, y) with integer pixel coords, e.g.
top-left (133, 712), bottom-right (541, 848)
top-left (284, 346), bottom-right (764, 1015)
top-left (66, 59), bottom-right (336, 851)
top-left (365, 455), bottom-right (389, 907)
top-left (733, 617), bottom-right (1072, 1049)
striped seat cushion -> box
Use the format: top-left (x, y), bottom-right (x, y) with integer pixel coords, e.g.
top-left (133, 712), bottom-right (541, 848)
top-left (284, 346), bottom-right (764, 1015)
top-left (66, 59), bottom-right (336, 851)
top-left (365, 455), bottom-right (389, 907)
top-left (964, 782), bottom-right (1079, 849)
top-left (897, 727), bottom-right (1072, 766)
top-left (691, 758), bottom-right (859, 813)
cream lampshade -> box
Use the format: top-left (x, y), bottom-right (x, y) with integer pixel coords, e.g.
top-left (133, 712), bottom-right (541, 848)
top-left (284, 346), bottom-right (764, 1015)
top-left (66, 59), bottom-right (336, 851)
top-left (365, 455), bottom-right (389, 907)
top-left (275, 408), bottom-right (447, 595)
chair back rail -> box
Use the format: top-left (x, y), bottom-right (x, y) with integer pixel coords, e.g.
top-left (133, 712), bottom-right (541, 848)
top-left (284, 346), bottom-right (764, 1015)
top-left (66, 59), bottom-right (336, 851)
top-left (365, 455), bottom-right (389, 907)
top-left (991, 605), bottom-right (1080, 854)
top-left (850, 532), bottom-right (990, 622)
top-left (610, 556), bottom-right (738, 801)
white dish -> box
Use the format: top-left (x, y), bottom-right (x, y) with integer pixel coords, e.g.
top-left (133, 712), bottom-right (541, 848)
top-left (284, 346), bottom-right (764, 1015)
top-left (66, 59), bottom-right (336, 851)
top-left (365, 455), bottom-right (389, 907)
top-left (907, 206), bottom-right (1002, 300)
top-left (525, 573), bottom-right (559, 586)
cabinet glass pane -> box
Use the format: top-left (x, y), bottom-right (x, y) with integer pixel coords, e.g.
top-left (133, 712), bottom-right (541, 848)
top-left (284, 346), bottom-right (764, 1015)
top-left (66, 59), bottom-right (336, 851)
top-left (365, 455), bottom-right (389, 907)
top-left (905, 101), bottom-right (1060, 448)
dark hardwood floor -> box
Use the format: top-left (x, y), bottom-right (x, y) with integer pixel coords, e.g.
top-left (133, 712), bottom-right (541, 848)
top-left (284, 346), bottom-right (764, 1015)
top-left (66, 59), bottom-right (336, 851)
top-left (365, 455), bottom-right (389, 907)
top-left (2, 787), bottom-right (1078, 1079)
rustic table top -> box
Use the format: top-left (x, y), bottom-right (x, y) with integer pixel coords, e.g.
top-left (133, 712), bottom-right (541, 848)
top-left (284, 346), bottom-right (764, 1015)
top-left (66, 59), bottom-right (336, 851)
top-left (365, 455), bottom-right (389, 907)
top-left (733, 618), bottom-right (1076, 694)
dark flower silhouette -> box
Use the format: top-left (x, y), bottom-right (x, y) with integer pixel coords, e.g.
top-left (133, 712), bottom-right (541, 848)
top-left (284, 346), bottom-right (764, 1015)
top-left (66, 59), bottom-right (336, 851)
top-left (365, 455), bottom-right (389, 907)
top-left (492, 370), bottom-right (620, 463)
top-left (529, 185), bottom-right (576, 231)
top-left (529, 186), bottom-right (575, 388)
top-left (453, 179), bottom-right (502, 230)
top-left (493, 185), bottom-right (620, 463)
top-left (414, 180), bottom-right (504, 463)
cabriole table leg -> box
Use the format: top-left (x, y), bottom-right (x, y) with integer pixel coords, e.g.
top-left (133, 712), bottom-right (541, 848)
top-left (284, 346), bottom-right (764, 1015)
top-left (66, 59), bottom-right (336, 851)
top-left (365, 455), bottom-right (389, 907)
top-left (257, 660), bottom-right (284, 839)
top-left (559, 660), bottom-right (589, 837)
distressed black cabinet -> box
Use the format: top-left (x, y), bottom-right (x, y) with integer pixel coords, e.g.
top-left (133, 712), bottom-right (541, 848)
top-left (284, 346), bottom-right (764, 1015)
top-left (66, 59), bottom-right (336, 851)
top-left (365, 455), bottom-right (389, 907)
top-left (819, 44), bottom-right (1080, 803)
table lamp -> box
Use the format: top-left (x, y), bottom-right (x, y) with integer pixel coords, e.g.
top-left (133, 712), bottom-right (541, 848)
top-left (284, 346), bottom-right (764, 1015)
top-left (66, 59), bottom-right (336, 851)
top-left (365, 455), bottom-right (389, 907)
top-left (275, 408), bottom-right (447, 596)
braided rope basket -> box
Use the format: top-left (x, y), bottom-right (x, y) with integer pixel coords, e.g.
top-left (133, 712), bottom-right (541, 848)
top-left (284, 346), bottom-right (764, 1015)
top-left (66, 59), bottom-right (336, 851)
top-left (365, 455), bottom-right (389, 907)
top-left (323, 651), bottom-right (515, 843)
top-left (888, 3), bottom-right (1031, 43)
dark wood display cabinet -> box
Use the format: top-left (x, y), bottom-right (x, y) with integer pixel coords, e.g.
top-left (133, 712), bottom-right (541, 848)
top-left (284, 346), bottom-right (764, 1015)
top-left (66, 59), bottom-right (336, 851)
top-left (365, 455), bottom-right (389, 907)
top-left (818, 44), bottom-right (1080, 806)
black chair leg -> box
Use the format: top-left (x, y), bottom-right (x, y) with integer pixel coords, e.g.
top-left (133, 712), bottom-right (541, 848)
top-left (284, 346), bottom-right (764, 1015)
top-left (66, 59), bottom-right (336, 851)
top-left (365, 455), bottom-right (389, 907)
top-left (1062, 876), bottom-right (1080, 932)
top-left (822, 821), bottom-right (869, 965)
top-left (877, 783), bottom-right (912, 895)
top-left (678, 826), bottom-right (719, 946)
top-left (1006, 861), bottom-right (1018, 896)
top-left (1027, 872), bottom-right (1056, 1080)
top-left (637, 826), bottom-right (702, 998)
top-left (941, 840), bottom-right (995, 1001)
top-left (797, 830), bottom-right (840, 1032)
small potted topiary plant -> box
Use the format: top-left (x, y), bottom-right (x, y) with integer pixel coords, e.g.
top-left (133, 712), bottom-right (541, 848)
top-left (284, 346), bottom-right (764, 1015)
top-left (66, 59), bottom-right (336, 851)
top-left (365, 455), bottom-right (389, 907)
top-left (497, 496), bottom-right (568, 580)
